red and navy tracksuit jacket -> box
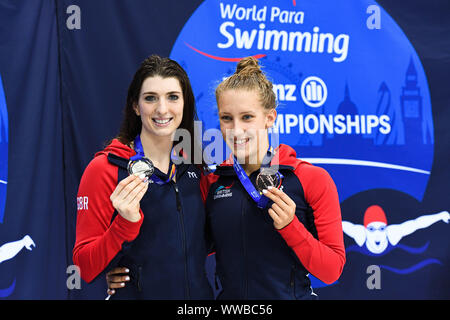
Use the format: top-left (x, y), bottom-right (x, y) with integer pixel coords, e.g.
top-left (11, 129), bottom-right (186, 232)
top-left (200, 144), bottom-right (346, 299)
top-left (73, 139), bottom-right (213, 299)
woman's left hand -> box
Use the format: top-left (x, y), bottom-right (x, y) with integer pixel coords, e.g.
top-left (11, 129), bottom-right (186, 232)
top-left (106, 267), bottom-right (130, 296)
top-left (263, 186), bottom-right (296, 229)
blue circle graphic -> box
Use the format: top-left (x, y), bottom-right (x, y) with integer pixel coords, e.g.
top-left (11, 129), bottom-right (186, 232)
top-left (170, 0), bottom-right (434, 202)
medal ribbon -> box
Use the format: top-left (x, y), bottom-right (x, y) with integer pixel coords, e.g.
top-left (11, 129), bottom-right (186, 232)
top-left (232, 146), bottom-right (282, 209)
top-left (131, 135), bottom-right (176, 185)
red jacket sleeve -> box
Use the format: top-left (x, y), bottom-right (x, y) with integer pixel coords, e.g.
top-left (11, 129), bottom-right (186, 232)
top-left (277, 163), bottom-right (346, 284)
top-left (72, 154), bottom-right (143, 283)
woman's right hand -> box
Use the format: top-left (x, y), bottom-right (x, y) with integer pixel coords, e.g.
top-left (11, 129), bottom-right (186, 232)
top-left (110, 174), bottom-right (149, 222)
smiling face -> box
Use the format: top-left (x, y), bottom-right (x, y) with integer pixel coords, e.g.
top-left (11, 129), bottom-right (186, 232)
top-left (134, 76), bottom-right (184, 139)
top-left (217, 89), bottom-right (276, 166)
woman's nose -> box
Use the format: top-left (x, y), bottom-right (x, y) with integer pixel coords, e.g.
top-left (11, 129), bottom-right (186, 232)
top-left (155, 98), bottom-right (168, 114)
top-left (230, 121), bottom-right (246, 137)
top-left (232, 119), bottom-right (247, 132)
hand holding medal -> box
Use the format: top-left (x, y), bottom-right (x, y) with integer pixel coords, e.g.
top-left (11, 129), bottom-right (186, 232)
top-left (262, 186), bottom-right (296, 230)
top-left (233, 152), bottom-right (294, 229)
top-left (109, 135), bottom-right (154, 223)
top-left (255, 166), bottom-right (295, 230)
top-left (110, 174), bottom-right (148, 223)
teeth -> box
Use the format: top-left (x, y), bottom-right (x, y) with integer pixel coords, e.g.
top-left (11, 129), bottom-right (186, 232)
top-left (235, 138), bottom-right (248, 144)
top-left (154, 118), bottom-right (171, 124)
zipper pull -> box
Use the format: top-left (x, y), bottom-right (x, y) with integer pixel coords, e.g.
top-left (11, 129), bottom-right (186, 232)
top-left (174, 183), bottom-right (182, 211)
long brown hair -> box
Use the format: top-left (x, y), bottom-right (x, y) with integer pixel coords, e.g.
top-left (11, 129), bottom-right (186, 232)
top-left (115, 55), bottom-right (202, 166)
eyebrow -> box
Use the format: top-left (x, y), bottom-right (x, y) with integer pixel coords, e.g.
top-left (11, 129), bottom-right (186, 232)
top-left (141, 91), bottom-right (182, 95)
top-left (219, 111), bottom-right (256, 115)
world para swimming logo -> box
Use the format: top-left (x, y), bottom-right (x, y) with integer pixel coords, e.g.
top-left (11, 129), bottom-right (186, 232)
top-left (169, 0), bottom-right (437, 292)
top-left (170, 0), bottom-right (433, 203)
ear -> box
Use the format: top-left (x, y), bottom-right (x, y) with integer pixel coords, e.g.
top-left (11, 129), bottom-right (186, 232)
top-left (133, 103), bottom-right (140, 116)
top-left (265, 108), bottom-right (277, 129)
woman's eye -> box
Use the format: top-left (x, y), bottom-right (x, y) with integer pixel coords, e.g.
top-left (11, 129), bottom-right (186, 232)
top-left (220, 115), bottom-right (232, 121)
top-left (242, 114), bottom-right (253, 120)
top-left (168, 94), bottom-right (179, 101)
top-left (144, 95), bottom-right (157, 102)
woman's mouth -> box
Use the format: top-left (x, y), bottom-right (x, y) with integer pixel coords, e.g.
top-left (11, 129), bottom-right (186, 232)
top-left (233, 137), bottom-right (250, 148)
top-left (152, 117), bottom-right (173, 127)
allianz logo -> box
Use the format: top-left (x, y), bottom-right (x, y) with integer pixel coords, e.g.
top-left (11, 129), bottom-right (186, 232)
top-left (272, 76), bottom-right (327, 108)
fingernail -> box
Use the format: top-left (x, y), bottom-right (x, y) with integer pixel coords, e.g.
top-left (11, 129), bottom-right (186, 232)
top-left (121, 283), bottom-right (125, 287)
top-left (262, 189), bottom-right (267, 194)
top-left (125, 268), bottom-right (129, 273)
top-left (125, 276), bottom-right (130, 281)
top-left (267, 186), bottom-right (273, 190)
top-left (139, 173), bottom-right (145, 180)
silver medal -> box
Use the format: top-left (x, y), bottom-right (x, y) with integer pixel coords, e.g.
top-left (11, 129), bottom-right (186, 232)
top-left (256, 167), bottom-right (282, 192)
top-left (127, 158), bottom-right (154, 179)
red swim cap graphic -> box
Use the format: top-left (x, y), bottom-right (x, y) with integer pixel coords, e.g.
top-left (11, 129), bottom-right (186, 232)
top-left (364, 205), bottom-right (387, 227)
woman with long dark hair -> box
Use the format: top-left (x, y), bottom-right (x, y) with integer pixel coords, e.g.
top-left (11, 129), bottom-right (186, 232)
top-left (72, 55), bottom-right (212, 299)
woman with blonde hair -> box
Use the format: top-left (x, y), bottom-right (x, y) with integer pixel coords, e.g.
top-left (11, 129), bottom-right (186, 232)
top-left (201, 56), bottom-right (346, 299)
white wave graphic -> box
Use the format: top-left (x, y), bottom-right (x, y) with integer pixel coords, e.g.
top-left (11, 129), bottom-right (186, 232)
top-left (302, 158), bottom-right (430, 175)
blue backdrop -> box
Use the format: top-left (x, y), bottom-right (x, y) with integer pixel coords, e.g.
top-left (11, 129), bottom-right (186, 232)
top-left (0, 0), bottom-right (448, 299)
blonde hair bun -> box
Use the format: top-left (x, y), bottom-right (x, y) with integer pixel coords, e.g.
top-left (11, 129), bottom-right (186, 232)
top-left (216, 56), bottom-right (276, 110)
top-left (235, 56), bottom-right (262, 76)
